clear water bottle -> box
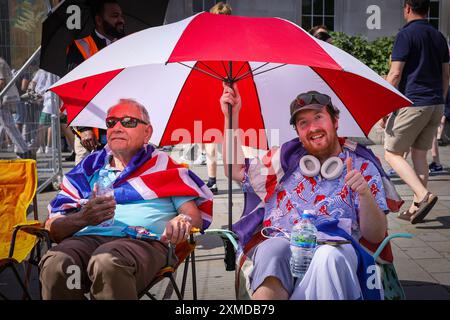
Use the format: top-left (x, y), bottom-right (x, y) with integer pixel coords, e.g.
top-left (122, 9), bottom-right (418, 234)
top-left (290, 210), bottom-right (318, 280)
top-left (96, 169), bottom-right (115, 227)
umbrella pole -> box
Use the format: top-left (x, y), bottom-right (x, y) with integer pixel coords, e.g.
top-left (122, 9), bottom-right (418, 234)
top-left (224, 62), bottom-right (235, 271)
top-left (228, 104), bottom-right (233, 231)
top-left (227, 61), bottom-right (234, 232)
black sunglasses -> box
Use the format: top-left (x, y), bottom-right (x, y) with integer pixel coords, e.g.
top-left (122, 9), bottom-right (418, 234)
top-left (296, 92), bottom-right (331, 107)
top-left (105, 116), bottom-right (148, 129)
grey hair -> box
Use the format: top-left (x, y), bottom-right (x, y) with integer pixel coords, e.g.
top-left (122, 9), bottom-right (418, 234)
top-left (107, 98), bottom-right (151, 124)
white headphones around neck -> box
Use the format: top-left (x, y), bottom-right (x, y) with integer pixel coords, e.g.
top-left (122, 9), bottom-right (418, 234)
top-left (299, 155), bottom-right (344, 180)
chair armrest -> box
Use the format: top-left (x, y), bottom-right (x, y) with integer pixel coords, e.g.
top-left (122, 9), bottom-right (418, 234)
top-left (203, 229), bottom-right (239, 271)
top-left (13, 223), bottom-right (49, 238)
top-left (372, 233), bottom-right (413, 261)
top-left (9, 223), bottom-right (51, 258)
top-left (204, 229), bottom-right (239, 250)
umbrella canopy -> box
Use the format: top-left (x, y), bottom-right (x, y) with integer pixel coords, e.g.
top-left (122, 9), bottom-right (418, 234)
top-left (40, 0), bottom-right (169, 77)
top-left (50, 12), bottom-right (411, 150)
top-left (49, 13), bottom-right (412, 258)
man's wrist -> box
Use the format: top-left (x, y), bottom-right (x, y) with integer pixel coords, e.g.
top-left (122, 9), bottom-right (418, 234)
top-left (73, 208), bottom-right (89, 228)
top-left (178, 214), bottom-right (192, 223)
top-left (358, 187), bottom-right (373, 199)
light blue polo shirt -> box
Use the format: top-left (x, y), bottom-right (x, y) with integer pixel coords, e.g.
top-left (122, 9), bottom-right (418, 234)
top-left (74, 160), bottom-right (195, 239)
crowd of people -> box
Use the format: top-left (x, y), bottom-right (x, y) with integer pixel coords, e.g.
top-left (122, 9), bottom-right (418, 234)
top-left (1, 0), bottom-right (449, 300)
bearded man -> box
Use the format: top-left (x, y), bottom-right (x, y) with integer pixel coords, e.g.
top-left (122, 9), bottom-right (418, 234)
top-left (220, 84), bottom-right (402, 300)
top-left (66, 0), bottom-right (126, 164)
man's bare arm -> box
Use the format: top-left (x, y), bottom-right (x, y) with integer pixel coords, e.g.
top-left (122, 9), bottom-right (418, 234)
top-left (161, 200), bottom-right (202, 245)
top-left (442, 63), bottom-right (449, 100)
top-left (177, 200), bottom-right (202, 228)
top-left (221, 83), bottom-right (246, 183)
top-left (386, 61), bottom-right (406, 89)
top-left (344, 158), bottom-right (387, 243)
top-left (46, 195), bottom-right (116, 243)
top-left (45, 212), bottom-right (89, 243)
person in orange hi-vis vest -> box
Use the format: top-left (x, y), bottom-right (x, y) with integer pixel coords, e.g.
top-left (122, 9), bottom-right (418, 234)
top-left (66, 0), bottom-right (125, 165)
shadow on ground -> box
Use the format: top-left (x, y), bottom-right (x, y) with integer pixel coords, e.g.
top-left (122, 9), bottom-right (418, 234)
top-left (401, 280), bottom-right (450, 300)
top-left (3, 265), bottom-right (449, 300)
top-left (415, 216), bottom-right (450, 230)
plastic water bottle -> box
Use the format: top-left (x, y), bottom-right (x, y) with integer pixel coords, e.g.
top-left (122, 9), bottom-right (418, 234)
top-left (96, 169), bottom-right (115, 227)
top-left (290, 210), bottom-right (318, 280)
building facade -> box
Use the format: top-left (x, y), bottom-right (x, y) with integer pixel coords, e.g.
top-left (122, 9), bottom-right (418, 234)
top-left (166, 0), bottom-right (450, 41)
top-left (1, 0), bottom-right (449, 71)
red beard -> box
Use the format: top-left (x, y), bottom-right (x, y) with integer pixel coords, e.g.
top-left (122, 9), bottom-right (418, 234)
top-left (301, 129), bottom-right (339, 160)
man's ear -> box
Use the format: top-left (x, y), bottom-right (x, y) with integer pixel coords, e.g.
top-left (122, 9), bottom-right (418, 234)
top-left (334, 117), bottom-right (339, 131)
top-left (95, 15), bottom-right (102, 28)
top-left (145, 125), bottom-right (153, 142)
top-left (405, 4), bottom-right (411, 14)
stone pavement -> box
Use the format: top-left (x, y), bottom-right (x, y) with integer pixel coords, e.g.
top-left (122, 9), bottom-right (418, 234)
top-left (1, 142), bottom-right (450, 300)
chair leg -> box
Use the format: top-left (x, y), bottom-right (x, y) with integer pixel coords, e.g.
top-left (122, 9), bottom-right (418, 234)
top-left (22, 261), bottom-right (33, 300)
top-left (169, 275), bottom-right (183, 300)
top-left (162, 274), bottom-right (175, 300)
top-left (190, 251), bottom-right (197, 300)
top-left (10, 264), bottom-right (32, 300)
top-left (145, 292), bottom-right (157, 300)
top-left (181, 255), bottom-right (190, 297)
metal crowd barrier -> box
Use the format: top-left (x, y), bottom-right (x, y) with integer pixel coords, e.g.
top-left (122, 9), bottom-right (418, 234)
top-left (0, 47), bottom-right (64, 193)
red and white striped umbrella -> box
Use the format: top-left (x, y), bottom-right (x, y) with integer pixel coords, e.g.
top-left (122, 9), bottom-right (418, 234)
top-left (50, 12), bottom-right (411, 149)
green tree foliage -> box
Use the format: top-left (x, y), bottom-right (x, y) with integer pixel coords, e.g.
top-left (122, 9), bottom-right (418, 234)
top-left (330, 32), bottom-right (395, 77)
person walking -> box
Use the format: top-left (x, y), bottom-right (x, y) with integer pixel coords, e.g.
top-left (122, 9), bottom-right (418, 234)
top-left (384, 0), bottom-right (449, 224)
top-left (0, 56), bottom-right (29, 157)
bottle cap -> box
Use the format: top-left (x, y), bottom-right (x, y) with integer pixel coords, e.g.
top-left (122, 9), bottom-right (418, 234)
top-left (301, 210), bottom-right (315, 219)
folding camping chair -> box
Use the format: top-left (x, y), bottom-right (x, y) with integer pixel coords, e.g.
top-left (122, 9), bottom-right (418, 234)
top-left (206, 229), bottom-right (412, 300)
top-left (139, 230), bottom-right (199, 300)
top-left (0, 159), bottom-right (50, 300)
top-left (37, 218), bottom-right (200, 300)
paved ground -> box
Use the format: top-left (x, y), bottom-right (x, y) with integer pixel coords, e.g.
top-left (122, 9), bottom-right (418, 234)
top-left (1, 141), bottom-right (450, 300)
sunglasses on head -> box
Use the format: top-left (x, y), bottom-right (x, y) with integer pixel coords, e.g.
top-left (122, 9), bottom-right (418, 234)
top-left (296, 92), bottom-right (332, 108)
top-left (105, 116), bottom-right (148, 129)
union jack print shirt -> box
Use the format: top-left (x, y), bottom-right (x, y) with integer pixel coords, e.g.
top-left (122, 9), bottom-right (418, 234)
top-left (244, 148), bottom-right (389, 241)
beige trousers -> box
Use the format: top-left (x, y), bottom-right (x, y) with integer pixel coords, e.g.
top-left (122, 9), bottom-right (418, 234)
top-left (74, 135), bottom-right (90, 165)
top-left (39, 235), bottom-right (173, 300)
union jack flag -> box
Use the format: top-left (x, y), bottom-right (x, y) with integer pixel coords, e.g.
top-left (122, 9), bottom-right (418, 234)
top-left (48, 145), bottom-right (213, 230)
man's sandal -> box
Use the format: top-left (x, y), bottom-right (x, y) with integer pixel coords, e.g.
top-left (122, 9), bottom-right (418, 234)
top-left (397, 192), bottom-right (438, 224)
top-left (397, 209), bottom-right (415, 222)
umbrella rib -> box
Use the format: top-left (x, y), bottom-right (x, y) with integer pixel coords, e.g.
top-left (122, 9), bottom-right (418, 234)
top-left (236, 63), bottom-right (287, 82)
top-left (252, 63), bottom-right (287, 77)
top-left (177, 62), bottom-right (226, 82)
top-left (221, 61), bottom-right (230, 79)
top-left (233, 62), bottom-right (248, 81)
top-left (233, 62), bottom-right (269, 82)
top-left (197, 61), bottom-right (227, 79)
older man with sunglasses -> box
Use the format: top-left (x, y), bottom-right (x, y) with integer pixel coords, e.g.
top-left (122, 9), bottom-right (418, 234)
top-left (39, 99), bottom-right (213, 300)
top-left (221, 84), bottom-right (402, 300)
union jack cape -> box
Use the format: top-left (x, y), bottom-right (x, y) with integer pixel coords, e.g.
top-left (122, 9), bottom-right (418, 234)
top-left (233, 138), bottom-right (404, 300)
top-left (48, 145), bottom-right (213, 230)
